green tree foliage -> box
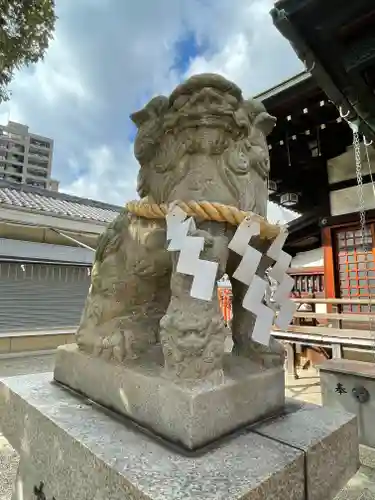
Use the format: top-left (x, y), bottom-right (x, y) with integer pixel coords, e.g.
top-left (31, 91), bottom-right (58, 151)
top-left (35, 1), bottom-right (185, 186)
top-left (0, 0), bottom-right (57, 102)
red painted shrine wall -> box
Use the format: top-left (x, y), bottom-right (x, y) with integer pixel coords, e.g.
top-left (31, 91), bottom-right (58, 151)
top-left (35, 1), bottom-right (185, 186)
top-left (322, 219), bottom-right (375, 314)
top-left (217, 268), bottom-right (325, 322)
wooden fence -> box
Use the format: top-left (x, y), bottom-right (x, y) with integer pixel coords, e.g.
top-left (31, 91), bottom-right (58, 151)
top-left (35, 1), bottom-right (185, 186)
top-left (217, 288), bottom-right (375, 378)
top-left (272, 297), bottom-right (375, 378)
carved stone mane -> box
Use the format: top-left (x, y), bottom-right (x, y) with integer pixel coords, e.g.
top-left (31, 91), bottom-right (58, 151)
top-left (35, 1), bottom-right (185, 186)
top-left (131, 73), bottom-right (275, 216)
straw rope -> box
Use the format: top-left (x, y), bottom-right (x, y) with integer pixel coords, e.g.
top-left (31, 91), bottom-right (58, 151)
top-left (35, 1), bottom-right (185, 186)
top-left (125, 200), bottom-right (282, 239)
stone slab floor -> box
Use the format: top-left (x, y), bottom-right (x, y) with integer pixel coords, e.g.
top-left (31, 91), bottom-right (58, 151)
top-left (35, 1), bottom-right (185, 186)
top-left (285, 369), bottom-right (375, 499)
top-left (0, 353), bottom-right (374, 499)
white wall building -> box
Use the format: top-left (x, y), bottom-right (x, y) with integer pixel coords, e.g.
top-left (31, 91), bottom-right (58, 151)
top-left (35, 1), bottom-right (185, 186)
top-left (0, 179), bottom-right (121, 334)
top-left (0, 121), bottom-right (59, 191)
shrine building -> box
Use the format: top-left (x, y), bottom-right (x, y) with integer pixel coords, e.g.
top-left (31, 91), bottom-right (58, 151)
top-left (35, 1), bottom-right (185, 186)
top-left (267, 0), bottom-right (375, 311)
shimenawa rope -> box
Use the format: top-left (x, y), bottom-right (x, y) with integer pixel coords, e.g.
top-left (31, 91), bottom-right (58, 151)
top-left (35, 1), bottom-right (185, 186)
top-left (125, 199), bottom-right (282, 239)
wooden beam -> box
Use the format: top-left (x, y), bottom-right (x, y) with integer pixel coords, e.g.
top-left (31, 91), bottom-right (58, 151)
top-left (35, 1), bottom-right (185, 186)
top-left (284, 343), bottom-right (299, 379)
top-left (321, 210), bottom-right (375, 229)
top-left (274, 324), bottom-right (375, 340)
top-left (329, 174), bottom-right (375, 193)
top-left (273, 331), bottom-right (374, 348)
top-left (370, 224), bottom-right (375, 265)
top-left (291, 297), bottom-right (373, 305)
top-left (332, 343), bottom-right (343, 358)
top-left (322, 226), bottom-right (336, 304)
top-left (294, 312), bottom-right (373, 321)
top-left (289, 266), bottom-right (324, 275)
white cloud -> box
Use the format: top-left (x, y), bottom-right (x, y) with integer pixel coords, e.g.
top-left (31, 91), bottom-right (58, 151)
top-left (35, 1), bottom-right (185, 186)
top-left (14, 35), bottom-right (90, 105)
top-left (62, 144), bottom-right (139, 205)
top-left (187, 33), bottom-right (251, 83)
top-left (184, 0), bottom-right (303, 95)
top-left (0, 101), bottom-right (25, 125)
top-left (0, 0), bottom-right (303, 221)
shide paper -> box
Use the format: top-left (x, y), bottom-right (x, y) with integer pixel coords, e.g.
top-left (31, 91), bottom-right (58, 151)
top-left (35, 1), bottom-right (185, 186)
top-left (165, 207), bottom-right (296, 337)
top-left (228, 217), bottom-right (296, 346)
top-left (166, 205), bottom-right (218, 301)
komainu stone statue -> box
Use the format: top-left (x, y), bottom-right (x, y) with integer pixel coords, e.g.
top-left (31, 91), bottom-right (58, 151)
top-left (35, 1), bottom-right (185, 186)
top-left (76, 73), bottom-right (283, 381)
top-left (55, 74), bottom-right (287, 449)
top-left (0, 73), bottom-right (357, 500)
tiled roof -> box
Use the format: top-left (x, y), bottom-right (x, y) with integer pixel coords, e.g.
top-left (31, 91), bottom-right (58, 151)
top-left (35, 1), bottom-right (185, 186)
top-left (0, 181), bottom-right (121, 223)
top-left (0, 181), bottom-right (300, 226)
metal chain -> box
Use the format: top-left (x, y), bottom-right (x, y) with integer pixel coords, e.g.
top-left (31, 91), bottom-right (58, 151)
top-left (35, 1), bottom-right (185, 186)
top-left (351, 124), bottom-right (374, 339)
top-left (353, 130), bottom-right (367, 234)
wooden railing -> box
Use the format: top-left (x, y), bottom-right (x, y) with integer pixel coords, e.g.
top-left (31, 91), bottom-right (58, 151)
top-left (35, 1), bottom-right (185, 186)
top-left (272, 297), bottom-right (375, 378)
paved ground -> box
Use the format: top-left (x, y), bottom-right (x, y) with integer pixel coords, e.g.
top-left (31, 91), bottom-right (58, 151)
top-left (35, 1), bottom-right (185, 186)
top-left (0, 353), bottom-right (55, 379)
top-left (285, 368), bottom-right (322, 405)
top-left (0, 353), bottom-right (55, 500)
top-left (0, 354), bottom-right (373, 499)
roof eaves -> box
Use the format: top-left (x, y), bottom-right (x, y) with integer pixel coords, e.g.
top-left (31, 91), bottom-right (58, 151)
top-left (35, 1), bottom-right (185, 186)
top-left (287, 212), bottom-right (320, 234)
top-left (0, 201), bottom-right (117, 225)
top-left (253, 71), bottom-right (312, 102)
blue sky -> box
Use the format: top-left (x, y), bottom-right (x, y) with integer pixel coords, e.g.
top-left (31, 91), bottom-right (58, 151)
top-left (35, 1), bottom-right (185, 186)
top-left (0, 0), bottom-right (303, 222)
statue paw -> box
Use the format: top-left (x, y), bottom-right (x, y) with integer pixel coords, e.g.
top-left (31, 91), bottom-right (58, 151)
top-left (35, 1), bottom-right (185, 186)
top-left (93, 331), bottom-right (127, 363)
top-left (233, 337), bottom-right (285, 368)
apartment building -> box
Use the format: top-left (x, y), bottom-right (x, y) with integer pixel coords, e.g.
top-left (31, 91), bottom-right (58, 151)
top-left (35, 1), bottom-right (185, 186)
top-left (0, 120), bottom-right (59, 191)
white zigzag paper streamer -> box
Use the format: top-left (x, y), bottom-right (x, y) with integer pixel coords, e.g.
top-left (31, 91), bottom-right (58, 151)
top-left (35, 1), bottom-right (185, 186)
top-left (266, 229), bottom-right (297, 329)
top-left (243, 275), bottom-right (275, 345)
top-left (267, 229), bottom-right (292, 282)
top-left (166, 205), bottom-right (218, 301)
top-left (228, 217), bottom-right (296, 346)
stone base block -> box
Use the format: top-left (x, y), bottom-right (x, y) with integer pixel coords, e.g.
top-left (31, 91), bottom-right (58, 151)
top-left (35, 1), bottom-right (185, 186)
top-left (0, 373), bottom-right (359, 500)
top-left (319, 359), bottom-right (375, 448)
top-left (257, 402), bottom-right (360, 500)
top-left (53, 343), bottom-right (285, 450)
top-left (360, 444), bottom-right (375, 469)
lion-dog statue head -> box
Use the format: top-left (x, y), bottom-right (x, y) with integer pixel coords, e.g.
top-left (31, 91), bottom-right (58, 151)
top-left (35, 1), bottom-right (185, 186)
top-left (130, 73), bottom-right (276, 218)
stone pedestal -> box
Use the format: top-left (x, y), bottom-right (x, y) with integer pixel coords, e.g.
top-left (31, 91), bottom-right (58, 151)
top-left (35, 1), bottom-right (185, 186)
top-left (319, 359), bottom-right (375, 448)
top-left (0, 372), bottom-right (359, 500)
top-left (53, 343), bottom-right (285, 450)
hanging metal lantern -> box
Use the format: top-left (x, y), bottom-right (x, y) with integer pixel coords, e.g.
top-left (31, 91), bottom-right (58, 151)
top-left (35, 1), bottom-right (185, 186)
top-left (268, 180), bottom-right (278, 195)
top-left (280, 192), bottom-right (299, 207)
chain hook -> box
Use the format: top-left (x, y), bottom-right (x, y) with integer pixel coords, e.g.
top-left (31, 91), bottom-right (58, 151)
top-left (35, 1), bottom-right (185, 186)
top-left (339, 106), bottom-right (350, 119)
top-left (364, 136), bottom-right (373, 147)
top-left (349, 121), bottom-right (359, 134)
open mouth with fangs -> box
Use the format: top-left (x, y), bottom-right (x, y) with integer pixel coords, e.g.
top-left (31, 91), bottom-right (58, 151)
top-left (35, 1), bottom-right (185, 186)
top-left (164, 111), bottom-right (241, 135)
